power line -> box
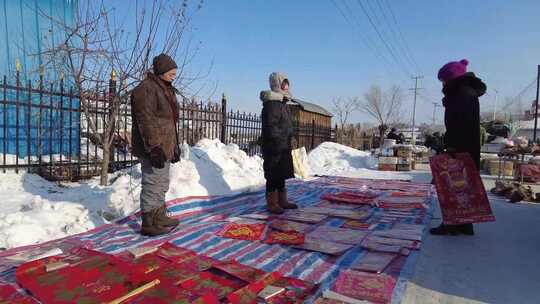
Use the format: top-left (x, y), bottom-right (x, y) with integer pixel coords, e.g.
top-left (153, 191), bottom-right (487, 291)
top-left (370, 0), bottom-right (417, 75)
top-left (363, 0), bottom-right (412, 75)
top-left (500, 77), bottom-right (537, 111)
top-left (330, 0), bottom-right (394, 74)
top-left (381, 0), bottom-right (422, 73)
top-left (355, 0), bottom-right (411, 78)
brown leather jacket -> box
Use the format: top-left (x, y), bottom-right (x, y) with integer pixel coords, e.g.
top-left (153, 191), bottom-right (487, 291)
top-left (131, 73), bottom-right (179, 160)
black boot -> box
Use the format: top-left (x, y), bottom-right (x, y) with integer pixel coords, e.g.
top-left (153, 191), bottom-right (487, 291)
top-left (457, 223), bottom-right (475, 236)
top-left (429, 224), bottom-right (459, 236)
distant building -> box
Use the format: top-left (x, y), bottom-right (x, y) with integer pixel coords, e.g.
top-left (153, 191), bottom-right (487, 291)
top-left (288, 99), bottom-right (333, 149)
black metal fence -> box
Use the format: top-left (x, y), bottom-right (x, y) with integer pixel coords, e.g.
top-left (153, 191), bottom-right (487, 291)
top-left (0, 72), bottom-right (335, 180)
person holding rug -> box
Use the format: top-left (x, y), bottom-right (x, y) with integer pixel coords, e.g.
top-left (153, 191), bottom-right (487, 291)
top-left (430, 59), bottom-right (487, 236)
top-left (260, 72), bottom-right (299, 214)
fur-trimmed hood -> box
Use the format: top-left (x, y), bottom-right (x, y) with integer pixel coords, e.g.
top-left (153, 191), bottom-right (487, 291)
top-left (260, 72), bottom-right (291, 103)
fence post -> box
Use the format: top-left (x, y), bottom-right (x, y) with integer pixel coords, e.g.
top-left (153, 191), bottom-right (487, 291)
top-left (311, 119), bottom-right (315, 150)
top-left (2, 75), bottom-right (6, 173)
top-left (221, 93), bottom-right (227, 144)
top-left (15, 63), bottom-right (20, 173)
top-left (108, 72), bottom-right (117, 172)
top-left (38, 67), bottom-right (44, 170)
top-left (26, 80), bottom-right (31, 167)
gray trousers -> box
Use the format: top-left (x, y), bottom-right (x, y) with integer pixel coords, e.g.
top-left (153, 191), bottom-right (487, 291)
top-left (140, 158), bottom-right (170, 213)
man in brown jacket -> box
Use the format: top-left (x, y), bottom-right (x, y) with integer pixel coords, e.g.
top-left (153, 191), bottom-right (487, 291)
top-left (131, 53), bottom-right (181, 236)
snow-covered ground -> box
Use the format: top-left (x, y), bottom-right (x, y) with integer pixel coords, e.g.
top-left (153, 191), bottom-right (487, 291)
top-left (0, 139), bottom-right (265, 249)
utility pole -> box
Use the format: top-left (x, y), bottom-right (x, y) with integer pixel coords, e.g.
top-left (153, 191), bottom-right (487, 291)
top-left (432, 102), bottom-right (441, 125)
top-left (492, 89), bottom-right (498, 121)
top-left (534, 65), bottom-right (540, 142)
top-left (410, 76), bottom-right (423, 145)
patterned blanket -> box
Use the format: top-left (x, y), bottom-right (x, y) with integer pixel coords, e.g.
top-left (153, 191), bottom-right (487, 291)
top-left (0, 176), bottom-right (434, 303)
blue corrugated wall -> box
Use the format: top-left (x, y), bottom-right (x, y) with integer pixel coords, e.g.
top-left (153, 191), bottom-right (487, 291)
top-left (0, 0), bottom-right (80, 158)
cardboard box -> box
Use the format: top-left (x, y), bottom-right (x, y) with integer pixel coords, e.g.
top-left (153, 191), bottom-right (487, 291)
top-left (488, 160), bottom-right (513, 176)
top-left (380, 148), bottom-right (394, 157)
top-left (397, 157), bottom-right (412, 165)
top-left (396, 149), bottom-right (413, 158)
top-left (378, 164), bottom-right (396, 171)
top-left (397, 164), bottom-right (412, 171)
top-left (378, 157), bottom-right (398, 165)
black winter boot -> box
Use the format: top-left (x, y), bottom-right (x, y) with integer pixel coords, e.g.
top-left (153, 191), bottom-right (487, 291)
top-left (457, 223), bottom-right (475, 236)
top-left (429, 224), bottom-right (459, 236)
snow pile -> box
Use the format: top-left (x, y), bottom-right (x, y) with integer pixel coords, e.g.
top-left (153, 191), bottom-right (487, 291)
top-left (308, 142), bottom-right (378, 175)
top-left (0, 139), bottom-right (265, 249)
top-left (308, 142), bottom-right (417, 180)
top-left (108, 139), bottom-right (265, 218)
top-left (0, 173), bottom-right (105, 249)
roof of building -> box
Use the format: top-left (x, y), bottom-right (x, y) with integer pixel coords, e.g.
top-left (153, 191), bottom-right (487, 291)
top-left (291, 98), bottom-right (333, 117)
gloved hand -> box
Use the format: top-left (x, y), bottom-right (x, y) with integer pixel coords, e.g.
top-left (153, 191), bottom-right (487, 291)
top-left (149, 146), bottom-right (166, 169)
top-left (171, 145), bottom-right (181, 164)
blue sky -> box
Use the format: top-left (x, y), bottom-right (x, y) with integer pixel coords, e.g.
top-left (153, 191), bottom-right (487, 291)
top-left (123, 0), bottom-right (540, 125)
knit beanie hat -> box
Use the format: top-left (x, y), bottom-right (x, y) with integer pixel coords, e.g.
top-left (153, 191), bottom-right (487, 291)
top-left (438, 59), bottom-right (469, 82)
top-left (152, 53), bottom-right (178, 75)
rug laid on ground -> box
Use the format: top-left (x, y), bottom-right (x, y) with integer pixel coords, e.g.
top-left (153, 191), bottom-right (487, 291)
top-left (0, 176), bottom-right (434, 303)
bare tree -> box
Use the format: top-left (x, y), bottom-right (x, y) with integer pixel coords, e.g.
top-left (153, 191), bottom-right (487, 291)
top-left (331, 97), bottom-right (360, 127)
top-left (38, 0), bottom-right (204, 185)
top-left (360, 85), bottom-right (404, 139)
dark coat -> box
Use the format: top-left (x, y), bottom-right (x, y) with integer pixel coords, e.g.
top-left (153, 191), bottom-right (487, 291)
top-left (261, 99), bottom-right (294, 183)
top-left (386, 131), bottom-right (401, 141)
top-left (442, 72), bottom-right (486, 169)
top-left (131, 73), bottom-right (179, 160)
